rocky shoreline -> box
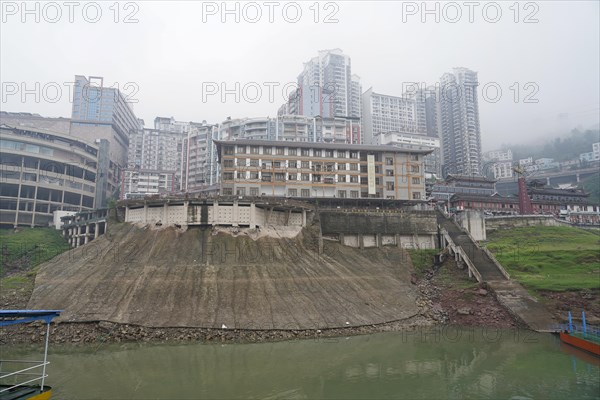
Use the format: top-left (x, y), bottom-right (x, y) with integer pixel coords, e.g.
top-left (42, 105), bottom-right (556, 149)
top-left (1, 255), bottom-right (532, 346)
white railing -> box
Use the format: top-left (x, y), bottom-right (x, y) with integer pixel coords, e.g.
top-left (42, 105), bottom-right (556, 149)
top-left (0, 360), bottom-right (49, 393)
top-left (0, 322), bottom-right (51, 393)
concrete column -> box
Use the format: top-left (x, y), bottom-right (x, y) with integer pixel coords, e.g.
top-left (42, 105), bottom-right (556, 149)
top-left (76, 226), bottom-right (81, 248)
top-left (84, 225), bottom-right (89, 244)
top-left (249, 203), bottom-right (256, 229)
top-left (395, 234), bottom-right (401, 248)
top-left (546, 177), bottom-right (551, 186)
top-left (376, 233), bottom-right (382, 248)
top-left (184, 201), bottom-right (189, 226)
top-left (359, 234), bottom-right (364, 250)
top-left (163, 203), bottom-right (168, 225)
top-left (212, 200), bottom-right (219, 226)
top-left (301, 210), bottom-right (307, 227)
top-left (576, 173), bottom-right (580, 182)
top-left (339, 233), bottom-right (345, 246)
top-left (285, 210), bottom-right (291, 226)
top-left (94, 222), bottom-right (99, 239)
top-left (232, 200), bottom-right (239, 227)
top-left (124, 206), bottom-right (129, 222)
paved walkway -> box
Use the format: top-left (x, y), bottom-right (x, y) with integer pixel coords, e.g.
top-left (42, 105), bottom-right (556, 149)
top-left (437, 212), bottom-right (557, 332)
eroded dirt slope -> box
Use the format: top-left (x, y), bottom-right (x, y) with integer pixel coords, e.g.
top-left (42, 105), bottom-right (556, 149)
top-left (28, 223), bottom-right (420, 329)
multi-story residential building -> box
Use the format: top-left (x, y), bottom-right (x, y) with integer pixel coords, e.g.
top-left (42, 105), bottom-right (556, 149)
top-left (70, 75), bottom-right (139, 204)
top-left (128, 128), bottom-right (184, 171)
top-left (375, 131), bottom-right (441, 175)
top-left (438, 68), bottom-right (482, 176)
top-left (215, 139), bottom-right (431, 200)
top-left (580, 142), bottom-right (600, 163)
top-left (120, 170), bottom-right (175, 199)
top-left (215, 115), bottom-right (360, 144)
top-left (0, 124), bottom-right (105, 227)
top-left (361, 88), bottom-right (424, 145)
top-left (153, 116), bottom-right (191, 133)
top-left (288, 49), bottom-right (361, 119)
top-left (183, 122), bottom-right (219, 191)
top-left (483, 149), bottom-right (514, 179)
top-left (484, 149), bottom-right (513, 162)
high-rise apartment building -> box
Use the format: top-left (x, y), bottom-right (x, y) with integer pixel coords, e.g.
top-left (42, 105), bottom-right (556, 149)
top-left (283, 49), bottom-right (361, 119)
top-left (70, 75), bottom-right (139, 204)
top-left (361, 88), bottom-right (426, 145)
top-left (438, 68), bottom-right (482, 176)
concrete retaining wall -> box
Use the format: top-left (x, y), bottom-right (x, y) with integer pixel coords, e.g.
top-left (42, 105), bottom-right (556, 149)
top-left (320, 211), bottom-right (437, 236)
top-left (485, 215), bottom-right (565, 232)
top-left (125, 200), bottom-right (307, 228)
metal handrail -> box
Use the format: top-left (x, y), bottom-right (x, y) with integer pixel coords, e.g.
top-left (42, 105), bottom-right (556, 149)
top-left (0, 374), bottom-right (49, 393)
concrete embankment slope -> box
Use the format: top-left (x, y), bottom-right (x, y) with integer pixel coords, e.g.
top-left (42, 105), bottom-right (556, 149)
top-left (28, 223), bottom-right (420, 329)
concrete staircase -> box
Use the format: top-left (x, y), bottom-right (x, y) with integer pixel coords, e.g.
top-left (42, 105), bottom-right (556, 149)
top-left (437, 212), bottom-right (557, 332)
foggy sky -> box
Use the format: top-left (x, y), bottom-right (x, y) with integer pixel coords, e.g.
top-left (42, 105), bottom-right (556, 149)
top-left (1, 1), bottom-right (599, 150)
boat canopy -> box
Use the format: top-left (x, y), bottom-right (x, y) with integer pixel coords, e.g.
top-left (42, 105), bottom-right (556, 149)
top-left (0, 310), bottom-right (62, 327)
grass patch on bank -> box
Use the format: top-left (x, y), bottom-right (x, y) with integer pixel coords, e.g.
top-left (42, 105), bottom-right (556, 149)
top-left (486, 226), bottom-right (600, 291)
top-left (408, 249), bottom-right (439, 275)
top-left (0, 227), bottom-right (70, 276)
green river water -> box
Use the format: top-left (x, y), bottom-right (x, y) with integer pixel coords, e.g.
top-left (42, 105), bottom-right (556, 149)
top-left (4, 327), bottom-right (600, 399)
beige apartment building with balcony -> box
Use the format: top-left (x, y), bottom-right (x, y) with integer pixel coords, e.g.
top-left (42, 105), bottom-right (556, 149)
top-left (215, 140), bottom-right (432, 200)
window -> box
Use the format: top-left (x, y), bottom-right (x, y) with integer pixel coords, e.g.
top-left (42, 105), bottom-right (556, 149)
top-left (350, 151), bottom-right (359, 159)
top-left (337, 190), bottom-right (346, 198)
top-left (338, 175), bottom-right (347, 182)
top-left (222, 188), bottom-right (233, 195)
top-left (301, 173), bottom-right (310, 181)
top-left (223, 172), bottom-right (234, 180)
top-left (412, 192), bottom-right (421, 200)
top-left (249, 159), bottom-right (259, 167)
top-left (301, 189), bottom-right (310, 197)
top-left (237, 145), bottom-right (246, 153)
top-left (325, 150), bottom-right (334, 158)
top-left (338, 163), bottom-right (346, 170)
top-left (349, 163), bottom-right (358, 171)
top-left (261, 173), bottom-right (272, 182)
top-left (386, 182), bottom-right (395, 191)
top-left (249, 187), bottom-right (259, 196)
top-left (275, 173), bottom-right (286, 181)
top-left (264, 147), bottom-right (272, 155)
top-left (350, 190), bottom-right (359, 198)
top-left (236, 187), bottom-right (245, 196)
top-left (314, 149), bottom-right (322, 157)
top-left (223, 159), bottom-right (234, 168)
top-left (250, 146), bottom-right (259, 154)
top-left (288, 173), bottom-right (297, 180)
top-left (412, 177), bottom-right (420, 184)
top-left (337, 151), bottom-right (346, 158)
top-left (411, 165), bottom-right (420, 173)
top-left (313, 174), bottom-right (321, 182)
top-left (411, 154), bottom-right (419, 161)
top-left (385, 169), bottom-right (394, 176)
top-left (249, 172), bottom-right (259, 179)
top-left (276, 147), bottom-right (285, 155)
top-left (288, 161), bottom-right (297, 168)
top-left (385, 157), bottom-right (393, 165)
top-left (288, 148), bottom-right (297, 156)
top-left (224, 146), bottom-right (234, 155)
top-left (360, 177), bottom-right (368, 185)
top-left (301, 161), bottom-right (310, 169)
top-left (273, 161), bottom-right (281, 168)
top-left (301, 148), bottom-right (310, 156)
top-left (350, 175), bottom-right (359, 183)
top-left (288, 189), bottom-right (298, 197)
